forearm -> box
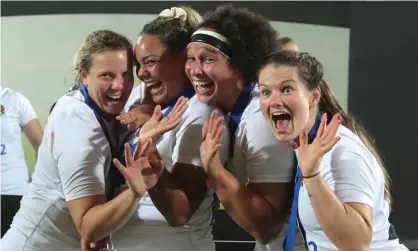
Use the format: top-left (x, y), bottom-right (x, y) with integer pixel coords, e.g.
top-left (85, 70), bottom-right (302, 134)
top-left (304, 175), bottom-right (372, 250)
top-left (209, 164), bottom-right (287, 244)
top-left (148, 168), bottom-right (191, 226)
top-left (81, 189), bottom-right (141, 242)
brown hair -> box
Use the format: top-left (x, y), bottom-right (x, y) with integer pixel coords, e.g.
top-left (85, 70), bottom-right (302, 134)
top-left (141, 6), bottom-right (202, 56)
top-left (70, 29), bottom-right (133, 91)
top-left (259, 51), bottom-right (392, 208)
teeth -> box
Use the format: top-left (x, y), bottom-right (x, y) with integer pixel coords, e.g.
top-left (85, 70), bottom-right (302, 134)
top-left (193, 81), bottom-right (211, 86)
top-left (272, 111), bottom-right (287, 116)
top-left (145, 81), bottom-right (160, 87)
top-left (107, 94), bottom-right (122, 99)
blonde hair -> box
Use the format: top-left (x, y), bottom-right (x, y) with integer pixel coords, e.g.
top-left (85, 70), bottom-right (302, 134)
top-left (70, 30), bottom-right (133, 91)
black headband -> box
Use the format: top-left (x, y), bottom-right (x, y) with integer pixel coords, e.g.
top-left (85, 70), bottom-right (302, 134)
top-left (190, 30), bottom-right (232, 59)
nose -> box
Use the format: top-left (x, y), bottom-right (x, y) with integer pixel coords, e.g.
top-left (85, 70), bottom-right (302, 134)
top-left (137, 66), bottom-right (150, 81)
top-left (268, 90), bottom-right (284, 108)
top-left (186, 61), bottom-right (203, 77)
top-left (112, 76), bottom-right (125, 91)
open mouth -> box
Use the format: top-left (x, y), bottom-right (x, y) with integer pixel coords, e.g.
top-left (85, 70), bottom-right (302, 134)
top-left (193, 81), bottom-right (214, 94)
top-left (146, 81), bottom-right (164, 95)
top-left (271, 111), bottom-right (292, 133)
top-left (106, 94), bottom-right (123, 102)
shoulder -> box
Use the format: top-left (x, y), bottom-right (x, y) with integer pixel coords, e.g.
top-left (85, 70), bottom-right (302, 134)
top-left (51, 92), bottom-right (101, 136)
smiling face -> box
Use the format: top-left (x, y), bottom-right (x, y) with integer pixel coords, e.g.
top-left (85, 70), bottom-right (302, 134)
top-left (135, 35), bottom-right (187, 105)
top-left (81, 49), bottom-right (134, 117)
top-left (259, 64), bottom-right (321, 142)
top-left (185, 41), bottom-right (241, 107)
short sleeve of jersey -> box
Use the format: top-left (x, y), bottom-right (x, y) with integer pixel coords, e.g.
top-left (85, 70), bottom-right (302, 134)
top-left (244, 112), bottom-right (295, 184)
top-left (15, 92), bottom-right (38, 127)
top-left (323, 142), bottom-right (376, 208)
top-left (52, 101), bottom-right (109, 201)
top-left (172, 104), bottom-right (230, 168)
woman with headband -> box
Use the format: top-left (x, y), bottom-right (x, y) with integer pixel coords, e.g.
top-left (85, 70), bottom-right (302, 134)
top-left (108, 6), bottom-right (230, 251)
top-left (185, 4), bottom-right (298, 251)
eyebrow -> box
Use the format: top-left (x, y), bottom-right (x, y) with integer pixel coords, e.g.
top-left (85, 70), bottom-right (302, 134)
top-left (259, 79), bottom-right (295, 87)
top-left (141, 53), bottom-right (159, 62)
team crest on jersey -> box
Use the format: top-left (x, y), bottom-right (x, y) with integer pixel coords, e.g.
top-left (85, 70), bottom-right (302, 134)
top-left (0, 105), bottom-right (5, 116)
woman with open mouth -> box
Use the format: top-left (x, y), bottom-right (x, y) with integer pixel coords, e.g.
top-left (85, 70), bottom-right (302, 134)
top-left (252, 50), bottom-right (408, 251)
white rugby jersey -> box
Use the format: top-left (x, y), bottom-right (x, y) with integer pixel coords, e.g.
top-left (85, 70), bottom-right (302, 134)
top-left (295, 125), bottom-right (409, 251)
top-left (0, 87), bottom-right (38, 195)
top-left (112, 94), bottom-right (230, 251)
top-left (1, 89), bottom-right (129, 251)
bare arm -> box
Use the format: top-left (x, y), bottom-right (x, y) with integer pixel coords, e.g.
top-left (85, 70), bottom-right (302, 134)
top-left (67, 189), bottom-right (142, 243)
top-left (208, 164), bottom-right (292, 244)
top-left (148, 162), bottom-right (208, 226)
top-left (22, 118), bottom-right (43, 158)
top-left (304, 174), bottom-right (373, 251)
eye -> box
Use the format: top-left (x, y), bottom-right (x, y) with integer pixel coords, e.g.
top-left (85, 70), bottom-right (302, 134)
top-left (100, 73), bottom-right (113, 79)
top-left (187, 56), bottom-right (195, 62)
top-left (282, 86), bottom-right (293, 94)
top-left (145, 60), bottom-right (157, 67)
top-left (261, 88), bottom-right (271, 97)
top-left (203, 57), bottom-right (214, 63)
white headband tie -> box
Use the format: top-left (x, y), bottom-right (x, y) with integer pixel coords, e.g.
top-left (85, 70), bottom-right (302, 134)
top-left (158, 7), bottom-right (187, 25)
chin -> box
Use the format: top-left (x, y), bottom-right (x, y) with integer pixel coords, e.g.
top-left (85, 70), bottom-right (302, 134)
top-left (196, 94), bottom-right (214, 105)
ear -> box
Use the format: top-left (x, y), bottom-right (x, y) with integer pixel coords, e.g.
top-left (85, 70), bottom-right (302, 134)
top-left (309, 86), bottom-right (321, 107)
top-left (79, 68), bottom-right (89, 84)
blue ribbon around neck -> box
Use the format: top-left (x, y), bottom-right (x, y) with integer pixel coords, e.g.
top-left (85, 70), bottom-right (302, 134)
top-left (283, 113), bottom-right (322, 251)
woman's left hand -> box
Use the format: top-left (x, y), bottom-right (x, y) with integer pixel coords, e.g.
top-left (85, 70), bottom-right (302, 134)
top-left (298, 113), bottom-right (341, 177)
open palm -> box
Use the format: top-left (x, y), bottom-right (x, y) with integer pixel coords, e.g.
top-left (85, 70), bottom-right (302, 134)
top-left (139, 96), bottom-right (189, 143)
top-left (113, 139), bottom-right (164, 197)
top-left (200, 110), bottom-right (225, 178)
top-left (298, 113), bottom-right (341, 177)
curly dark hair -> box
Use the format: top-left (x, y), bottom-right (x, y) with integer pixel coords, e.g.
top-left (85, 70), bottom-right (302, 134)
top-left (199, 4), bottom-right (279, 83)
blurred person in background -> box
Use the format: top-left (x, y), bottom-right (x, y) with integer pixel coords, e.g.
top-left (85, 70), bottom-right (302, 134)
top-left (278, 37), bottom-right (299, 52)
top-left (0, 86), bottom-right (43, 237)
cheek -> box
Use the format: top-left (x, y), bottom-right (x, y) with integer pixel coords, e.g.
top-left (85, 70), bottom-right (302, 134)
top-left (259, 97), bottom-right (270, 117)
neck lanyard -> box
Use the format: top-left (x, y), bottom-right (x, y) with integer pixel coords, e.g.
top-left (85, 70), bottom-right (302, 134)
top-left (283, 113), bottom-right (322, 251)
top-left (79, 84), bottom-right (123, 199)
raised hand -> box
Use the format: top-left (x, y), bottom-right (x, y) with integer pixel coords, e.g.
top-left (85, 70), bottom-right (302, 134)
top-left (116, 103), bottom-right (155, 131)
top-left (113, 138), bottom-right (164, 197)
top-left (200, 110), bottom-right (225, 178)
top-left (298, 113), bottom-right (341, 177)
top-left (139, 96), bottom-right (188, 142)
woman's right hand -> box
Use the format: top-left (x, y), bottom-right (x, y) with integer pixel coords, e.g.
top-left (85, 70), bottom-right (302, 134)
top-left (139, 96), bottom-right (188, 143)
top-left (113, 139), bottom-right (164, 197)
top-left (116, 104), bottom-right (155, 131)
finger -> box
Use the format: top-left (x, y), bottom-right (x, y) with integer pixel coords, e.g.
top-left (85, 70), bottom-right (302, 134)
top-left (151, 105), bottom-right (162, 121)
top-left (202, 121), bottom-right (209, 141)
top-left (316, 113), bottom-right (328, 138)
top-left (124, 143), bottom-right (134, 167)
top-left (322, 136), bottom-right (341, 154)
top-left (113, 158), bottom-right (127, 176)
top-left (169, 96), bottom-right (187, 116)
top-left (169, 98), bottom-right (188, 121)
top-left (299, 129), bottom-right (308, 148)
top-left (322, 114), bottom-right (341, 142)
top-left (141, 138), bottom-right (154, 157)
top-left (209, 144), bottom-right (222, 160)
top-left (116, 113), bottom-right (130, 122)
top-left (209, 110), bottom-right (218, 136)
top-left (214, 125), bottom-right (225, 144)
top-left (138, 138), bottom-right (152, 158)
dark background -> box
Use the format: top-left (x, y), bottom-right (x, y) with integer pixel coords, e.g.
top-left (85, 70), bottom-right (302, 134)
top-left (2, 1), bottom-right (417, 249)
